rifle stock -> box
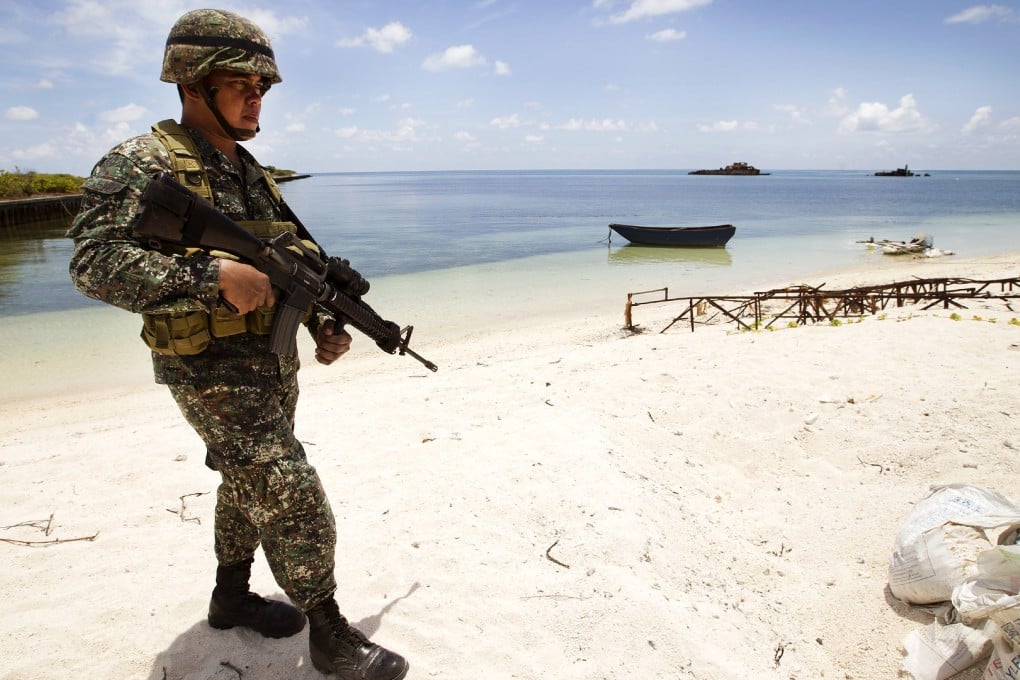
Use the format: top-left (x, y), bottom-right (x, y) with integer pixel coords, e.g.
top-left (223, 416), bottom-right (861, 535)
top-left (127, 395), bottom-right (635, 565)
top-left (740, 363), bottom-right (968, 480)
top-left (131, 172), bottom-right (438, 372)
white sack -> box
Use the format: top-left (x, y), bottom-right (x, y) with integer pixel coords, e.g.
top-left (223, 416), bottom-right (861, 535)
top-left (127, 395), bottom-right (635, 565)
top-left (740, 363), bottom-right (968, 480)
top-left (889, 485), bottom-right (1020, 605)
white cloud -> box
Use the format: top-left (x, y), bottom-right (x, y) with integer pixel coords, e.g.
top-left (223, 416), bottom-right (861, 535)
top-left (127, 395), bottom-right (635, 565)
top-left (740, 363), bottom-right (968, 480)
top-left (490, 114), bottom-right (521, 129)
top-left (696, 120), bottom-right (769, 133)
top-left (98, 121), bottom-right (136, 145)
top-left (494, 60), bottom-right (511, 76)
top-left (525, 135), bottom-right (544, 143)
top-left (454, 131), bottom-right (476, 142)
top-left (825, 88), bottom-right (849, 117)
top-left (944, 5), bottom-right (1016, 24)
top-left (647, 28), bottom-right (687, 41)
top-left (98, 103), bottom-right (148, 123)
top-left (50, 2), bottom-right (153, 76)
top-left (17, 120), bottom-right (144, 166)
top-left (999, 117), bottom-right (1020, 132)
top-left (6, 106), bottom-right (39, 121)
top-left (333, 118), bottom-right (433, 147)
top-left (608, 0), bottom-right (712, 24)
top-left (11, 142), bottom-right (57, 160)
top-left (36, 79), bottom-right (54, 89)
top-left (337, 21), bottom-right (412, 53)
top-left (281, 103), bottom-right (321, 135)
top-left (775, 104), bottom-right (809, 124)
top-left (47, 4), bottom-right (305, 79)
top-left (838, 94), bottom-right (934, 134)
top-left (696, 120), bottom-right (736, 132)
top-left (962, 106), bottom-right (992, 134)
top-left (423, 45), bottom-right (487, 71)
top-left (560, 118), bottom-right (630, 132)
top-left (389, 118), bottom-right (427, 143)
top-left (244, 10), bottom-right (309, 39)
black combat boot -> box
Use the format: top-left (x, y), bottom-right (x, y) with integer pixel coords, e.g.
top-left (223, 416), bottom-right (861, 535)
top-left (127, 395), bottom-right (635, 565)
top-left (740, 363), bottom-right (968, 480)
top-left (207, 557), bottom-right (306, 638)
top-left (307, 597), bottom-right (409, 680)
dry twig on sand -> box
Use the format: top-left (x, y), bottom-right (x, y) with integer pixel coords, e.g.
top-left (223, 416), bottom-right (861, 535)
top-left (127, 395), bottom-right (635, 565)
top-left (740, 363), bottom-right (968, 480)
top-left (0, 513), bottom-right (99, 547)
top-left (166, 491), bottom-right (210, 524)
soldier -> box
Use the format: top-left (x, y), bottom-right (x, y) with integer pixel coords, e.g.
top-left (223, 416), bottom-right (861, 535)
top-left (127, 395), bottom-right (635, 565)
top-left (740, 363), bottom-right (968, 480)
top-left (67, 9), bottom-right (408, 680)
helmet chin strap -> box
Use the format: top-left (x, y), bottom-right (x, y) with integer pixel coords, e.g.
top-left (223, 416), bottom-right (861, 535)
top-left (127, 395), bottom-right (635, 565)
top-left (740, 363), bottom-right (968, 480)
top-left (196, 81), bottom-right (258, 142)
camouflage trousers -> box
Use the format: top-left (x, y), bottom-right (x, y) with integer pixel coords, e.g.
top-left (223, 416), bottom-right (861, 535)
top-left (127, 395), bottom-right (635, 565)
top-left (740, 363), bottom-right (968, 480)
top-left (167, 379), bottom-right (338, 612)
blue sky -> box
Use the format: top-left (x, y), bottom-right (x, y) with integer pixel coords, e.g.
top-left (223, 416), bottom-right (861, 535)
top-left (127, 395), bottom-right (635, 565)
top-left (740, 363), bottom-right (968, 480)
top-left (2, 0), bottom-right (1018, 174)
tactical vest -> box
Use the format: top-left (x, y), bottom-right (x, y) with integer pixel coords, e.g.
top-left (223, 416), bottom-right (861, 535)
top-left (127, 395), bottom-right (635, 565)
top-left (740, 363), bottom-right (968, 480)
top-left (141, 119), bottom-right (310, 356)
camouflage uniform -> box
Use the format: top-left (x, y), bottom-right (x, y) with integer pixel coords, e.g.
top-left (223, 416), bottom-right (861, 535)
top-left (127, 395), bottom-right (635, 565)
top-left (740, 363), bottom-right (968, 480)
top-left (67, 125), bottom-right (338, 612)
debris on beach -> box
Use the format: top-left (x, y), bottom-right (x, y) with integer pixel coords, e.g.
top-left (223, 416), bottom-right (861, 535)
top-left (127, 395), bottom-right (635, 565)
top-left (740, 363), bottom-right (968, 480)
top-left (890, 484), bottom-right (1020, 679)
top-left (857, 233), bottom-right (955, 257)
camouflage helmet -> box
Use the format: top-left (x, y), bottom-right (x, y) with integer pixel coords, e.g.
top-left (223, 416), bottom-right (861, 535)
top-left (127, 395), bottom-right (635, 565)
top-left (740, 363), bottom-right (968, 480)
top-left (160, 9), bottom-right (281, 85)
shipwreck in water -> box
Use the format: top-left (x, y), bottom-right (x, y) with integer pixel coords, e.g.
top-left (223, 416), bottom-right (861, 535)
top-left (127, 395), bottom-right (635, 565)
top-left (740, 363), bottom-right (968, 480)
top-left (689, 161), bottom-right (769, 176)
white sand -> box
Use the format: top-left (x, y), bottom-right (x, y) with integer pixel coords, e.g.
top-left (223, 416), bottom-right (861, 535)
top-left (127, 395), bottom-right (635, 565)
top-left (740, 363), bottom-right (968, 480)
top-left (2, 253), bottom-right (1018, 679)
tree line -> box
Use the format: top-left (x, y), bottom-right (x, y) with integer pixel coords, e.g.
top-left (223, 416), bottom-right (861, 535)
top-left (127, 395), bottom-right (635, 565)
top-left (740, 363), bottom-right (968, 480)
top-left (0, 169), bottom-right (84, 200)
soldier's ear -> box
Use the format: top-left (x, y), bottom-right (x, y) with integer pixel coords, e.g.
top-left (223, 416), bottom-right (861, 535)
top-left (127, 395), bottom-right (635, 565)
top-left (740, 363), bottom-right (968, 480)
top-left (179, 82), bottom-right (202, 102)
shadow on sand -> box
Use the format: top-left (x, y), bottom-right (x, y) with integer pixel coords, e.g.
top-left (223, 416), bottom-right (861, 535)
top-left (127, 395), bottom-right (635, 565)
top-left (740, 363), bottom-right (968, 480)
top-left (148, 584), bottom-right (419, 680)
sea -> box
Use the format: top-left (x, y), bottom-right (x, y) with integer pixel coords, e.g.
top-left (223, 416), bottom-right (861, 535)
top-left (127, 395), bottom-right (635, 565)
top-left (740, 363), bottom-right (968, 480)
top-left (2, 169), bottom-right (1020, 319)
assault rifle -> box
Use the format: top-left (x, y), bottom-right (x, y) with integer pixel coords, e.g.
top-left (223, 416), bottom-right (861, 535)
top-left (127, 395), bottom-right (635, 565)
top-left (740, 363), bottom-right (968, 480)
top-left (131, 171), bottom-right (437, 372)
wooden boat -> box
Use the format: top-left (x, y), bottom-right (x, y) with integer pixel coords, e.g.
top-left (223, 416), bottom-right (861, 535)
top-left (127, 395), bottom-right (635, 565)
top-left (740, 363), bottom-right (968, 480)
top-left (608, 223), bottom-right (735, 247)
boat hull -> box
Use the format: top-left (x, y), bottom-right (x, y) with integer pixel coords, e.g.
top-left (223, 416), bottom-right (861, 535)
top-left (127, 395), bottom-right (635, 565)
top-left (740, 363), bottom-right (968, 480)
top-left (608, 223), bottom-right (735, 247)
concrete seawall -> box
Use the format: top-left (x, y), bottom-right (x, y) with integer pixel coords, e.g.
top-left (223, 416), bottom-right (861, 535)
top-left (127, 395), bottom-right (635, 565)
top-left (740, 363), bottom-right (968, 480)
top-left (0, 194), bottom-right (81, 230)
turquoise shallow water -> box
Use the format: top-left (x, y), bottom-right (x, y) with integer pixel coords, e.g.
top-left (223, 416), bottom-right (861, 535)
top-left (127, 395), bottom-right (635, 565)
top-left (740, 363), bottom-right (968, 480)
top-left (2, 169), bottom-right (1019, 317)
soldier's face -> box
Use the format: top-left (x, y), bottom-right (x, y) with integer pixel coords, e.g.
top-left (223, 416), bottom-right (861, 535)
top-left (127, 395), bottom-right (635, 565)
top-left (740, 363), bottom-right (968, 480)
top-left (207, 70), bottom-right (268, 136)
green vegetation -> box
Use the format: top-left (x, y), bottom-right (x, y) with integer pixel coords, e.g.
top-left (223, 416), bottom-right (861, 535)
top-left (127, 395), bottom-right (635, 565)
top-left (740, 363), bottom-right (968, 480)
top-left (263, 165), bottom-right (297, 177)
top-left (0, 169), bottom-right (84, 199)
top-left (1, 165), bottom-right (299, 200)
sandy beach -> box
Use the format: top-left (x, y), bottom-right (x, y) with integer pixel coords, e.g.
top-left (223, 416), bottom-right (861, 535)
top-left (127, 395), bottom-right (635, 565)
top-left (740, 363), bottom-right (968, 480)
top-left (2, 252), bottom-right (1018, 679)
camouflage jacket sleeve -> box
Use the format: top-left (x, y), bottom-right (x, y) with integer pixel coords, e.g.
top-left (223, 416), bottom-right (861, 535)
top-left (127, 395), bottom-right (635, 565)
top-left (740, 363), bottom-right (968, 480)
top-left (66, 135), bottom-right (220, 314)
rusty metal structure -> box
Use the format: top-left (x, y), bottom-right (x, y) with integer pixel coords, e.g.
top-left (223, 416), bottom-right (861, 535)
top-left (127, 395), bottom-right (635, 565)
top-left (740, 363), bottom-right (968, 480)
top-left (624, 276), bottom-right (1020, 333)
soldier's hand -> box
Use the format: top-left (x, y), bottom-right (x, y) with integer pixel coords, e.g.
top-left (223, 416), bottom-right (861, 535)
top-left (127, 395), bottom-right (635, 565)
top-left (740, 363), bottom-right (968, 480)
top-left (218, 259), bottom-right (275, 314)
top-left (315, 319), bottom-right (352, 365)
